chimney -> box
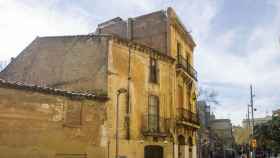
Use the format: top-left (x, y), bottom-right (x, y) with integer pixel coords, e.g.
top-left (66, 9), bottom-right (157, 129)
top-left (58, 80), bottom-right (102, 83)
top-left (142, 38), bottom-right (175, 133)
top-left (127, 18), bottom-right (133, 40)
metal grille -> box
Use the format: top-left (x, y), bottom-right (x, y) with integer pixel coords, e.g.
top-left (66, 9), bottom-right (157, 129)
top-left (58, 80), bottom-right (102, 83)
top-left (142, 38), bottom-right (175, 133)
top-left (177, 108), bottom-right (199, 125)
top-left (177, 55), bottom-right (197, 81)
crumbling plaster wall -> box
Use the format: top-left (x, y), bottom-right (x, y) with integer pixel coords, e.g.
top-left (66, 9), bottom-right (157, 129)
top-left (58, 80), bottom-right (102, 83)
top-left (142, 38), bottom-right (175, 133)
top-left (0, 87), bottom-right (108, 158)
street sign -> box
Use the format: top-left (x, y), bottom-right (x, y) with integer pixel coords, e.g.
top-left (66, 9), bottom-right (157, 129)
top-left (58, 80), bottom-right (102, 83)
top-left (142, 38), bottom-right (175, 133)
top-left (251, 139), bottom-right (257, 148)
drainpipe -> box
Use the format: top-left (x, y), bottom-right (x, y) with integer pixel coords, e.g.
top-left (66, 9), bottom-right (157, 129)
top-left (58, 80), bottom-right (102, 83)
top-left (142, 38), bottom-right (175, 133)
top-left (126, 18), bottom-right (133, 140)
top-left (116, 88), bottom-right (127, 158)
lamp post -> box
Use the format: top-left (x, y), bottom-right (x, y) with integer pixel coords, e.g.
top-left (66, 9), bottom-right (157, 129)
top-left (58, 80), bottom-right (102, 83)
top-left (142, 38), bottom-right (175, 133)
top-left (116, 88), bottom-right (127, 158)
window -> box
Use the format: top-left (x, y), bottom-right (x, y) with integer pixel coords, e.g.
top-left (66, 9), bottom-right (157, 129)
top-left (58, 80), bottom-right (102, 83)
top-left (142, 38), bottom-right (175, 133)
top-left (64, 104), bottom-right (82, 127)
top-left (177, 41), bottom-right (181, 56)
top-left (148, 95), bottom-right (159, 131)
top-left (186, 54), bottom-right (191, 64)
top-left (177, 85), bottom-right (183, 108)
top-left (149, 58), bottom-right (159, 83)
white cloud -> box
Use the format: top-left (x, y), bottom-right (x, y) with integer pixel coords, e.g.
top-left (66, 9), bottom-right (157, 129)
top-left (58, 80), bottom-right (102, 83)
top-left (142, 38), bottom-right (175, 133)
top-left (196, 1), bottom-right (280, 124)
top-left (0, 0), bottom-right (279, 125)
top-left (0, 0), bottom-right (93, 60)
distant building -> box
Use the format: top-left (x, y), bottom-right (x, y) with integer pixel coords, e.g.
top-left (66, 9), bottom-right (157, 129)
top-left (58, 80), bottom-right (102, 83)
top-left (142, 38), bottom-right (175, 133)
top-left (210, 113), bottom-right (216, 121)
top-left (273, 109), bottom-right (280, 117)
top-left (197, 101), bottom-right (212, 158)
top-left (242, 116), bottom-right (272, 128)
top-left (210, 119), bottom-right (235, 149)
top-left (198, 101), bottom-right (211, 128)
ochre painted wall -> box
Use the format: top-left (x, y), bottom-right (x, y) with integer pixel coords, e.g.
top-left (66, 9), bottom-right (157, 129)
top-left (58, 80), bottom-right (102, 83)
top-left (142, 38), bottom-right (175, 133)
top-left (107, 40), bottom-right (174, 140)
top-left (0, 87), bottom-right (107, 158)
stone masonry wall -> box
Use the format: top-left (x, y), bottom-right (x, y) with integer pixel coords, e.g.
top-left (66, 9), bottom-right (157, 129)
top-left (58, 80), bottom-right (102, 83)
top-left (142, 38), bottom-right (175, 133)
top-left (99, 11), bottom-right (168, 54)
top-left (0, 35), bottom-right (109, 94)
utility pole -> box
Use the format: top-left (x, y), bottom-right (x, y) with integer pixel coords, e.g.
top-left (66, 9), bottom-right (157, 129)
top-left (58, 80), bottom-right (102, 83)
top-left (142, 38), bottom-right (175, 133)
top-left (249, 85), bottom-right (255, 158)
top-left (250, 85), bottom-right (255, 134)
top-left (247, 104), bottom-right (251, 132)
top-left (247, 105), bottom-right (251, 157)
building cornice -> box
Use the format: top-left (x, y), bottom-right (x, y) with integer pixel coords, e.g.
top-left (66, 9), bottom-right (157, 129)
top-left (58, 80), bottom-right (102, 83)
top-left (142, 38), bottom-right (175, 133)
top-left (111, 36), bottom-right (176, 64)
top-left (167, 7), bottom-right (196, 48)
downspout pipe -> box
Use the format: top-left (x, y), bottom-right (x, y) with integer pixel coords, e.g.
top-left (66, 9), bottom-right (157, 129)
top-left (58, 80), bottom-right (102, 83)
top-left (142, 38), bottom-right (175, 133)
top-left (126, 18), bottom-right (133, 140)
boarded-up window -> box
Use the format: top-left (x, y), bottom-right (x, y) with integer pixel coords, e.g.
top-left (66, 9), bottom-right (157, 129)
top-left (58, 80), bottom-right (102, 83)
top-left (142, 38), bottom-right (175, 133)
top-left (149, 58), bottom-right (159, 83)
top-left (64, 104), bottom-right (82, 127)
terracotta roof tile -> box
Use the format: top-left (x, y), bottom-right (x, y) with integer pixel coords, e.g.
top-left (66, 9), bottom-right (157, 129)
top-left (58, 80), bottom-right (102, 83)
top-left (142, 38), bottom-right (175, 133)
top-left (0, 78), bottom-right (108, 101)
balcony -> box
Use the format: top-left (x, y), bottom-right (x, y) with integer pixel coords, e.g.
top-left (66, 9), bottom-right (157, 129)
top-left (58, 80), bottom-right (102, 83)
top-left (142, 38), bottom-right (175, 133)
top-left (176, 55), bottom-right (198, 81)
top-left (177, 108), bottom-right (199, 125)
top-left (141, 114), bottom-right (171, 137)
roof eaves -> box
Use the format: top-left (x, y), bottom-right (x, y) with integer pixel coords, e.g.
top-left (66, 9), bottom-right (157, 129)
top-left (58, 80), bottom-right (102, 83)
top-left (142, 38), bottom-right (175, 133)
top-left (0, 78), bottom-right (109, 101)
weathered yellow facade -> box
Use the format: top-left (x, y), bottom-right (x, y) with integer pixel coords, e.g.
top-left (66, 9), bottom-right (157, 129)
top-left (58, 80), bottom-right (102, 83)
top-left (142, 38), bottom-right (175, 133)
top-left (0, 7), bottom-right (199, 158)
top-left (0, 81), bottom-right (108, 158)
top-left (105, 34), bottom-right (199, 158)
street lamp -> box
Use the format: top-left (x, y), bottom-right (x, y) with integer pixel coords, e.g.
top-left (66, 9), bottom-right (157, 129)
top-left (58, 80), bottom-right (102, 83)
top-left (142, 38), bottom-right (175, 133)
top-left (116, 88), bottom-right (127, 158)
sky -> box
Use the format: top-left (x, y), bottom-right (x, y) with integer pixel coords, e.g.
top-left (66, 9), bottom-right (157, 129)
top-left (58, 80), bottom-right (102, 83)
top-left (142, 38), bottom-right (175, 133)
top-left (0, 0), bottom-right (280, 125)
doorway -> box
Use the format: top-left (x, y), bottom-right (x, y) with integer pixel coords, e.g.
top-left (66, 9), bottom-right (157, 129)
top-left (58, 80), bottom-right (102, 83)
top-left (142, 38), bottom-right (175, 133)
top-left (188, 136), bottom-right (193, 158)
top-left (144, 145), bottom-right (163, 158)
top-left (178, 135), bottom-right (185, 158)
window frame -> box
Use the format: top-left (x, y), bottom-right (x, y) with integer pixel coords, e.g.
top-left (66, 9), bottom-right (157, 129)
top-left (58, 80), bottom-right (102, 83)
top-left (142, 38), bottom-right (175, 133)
top-left (149, 57), bottom-right (159, 84)
top-left (148, 95), bottom-right (160, 131)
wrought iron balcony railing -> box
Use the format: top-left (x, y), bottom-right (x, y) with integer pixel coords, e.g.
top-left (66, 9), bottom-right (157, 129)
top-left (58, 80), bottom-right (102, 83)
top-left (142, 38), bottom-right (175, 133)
top-left (141, 114), bottom-right (171, 137)
top-left (177, 108), bottom-right (199, 125)
top-left (176, 55), bottom-right (198, 81)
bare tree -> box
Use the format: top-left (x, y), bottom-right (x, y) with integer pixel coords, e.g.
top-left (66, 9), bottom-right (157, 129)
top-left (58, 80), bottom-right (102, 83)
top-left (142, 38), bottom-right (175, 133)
top-left (0, 60), bottom-right (10, 72)
top-left (198, 87), bottom-right (219, 105)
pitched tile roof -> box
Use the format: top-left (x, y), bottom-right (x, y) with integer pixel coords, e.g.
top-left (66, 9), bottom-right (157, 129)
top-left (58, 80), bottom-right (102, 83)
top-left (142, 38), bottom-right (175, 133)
top-left (0, 78), bottom-right (108, 101)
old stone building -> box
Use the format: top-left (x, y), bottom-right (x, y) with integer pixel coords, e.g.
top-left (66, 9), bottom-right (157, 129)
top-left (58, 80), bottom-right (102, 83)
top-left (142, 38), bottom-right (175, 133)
top-left (0, 7), bottom-right (199, 158)
top-left (210, 119), bottom-right (234, 148)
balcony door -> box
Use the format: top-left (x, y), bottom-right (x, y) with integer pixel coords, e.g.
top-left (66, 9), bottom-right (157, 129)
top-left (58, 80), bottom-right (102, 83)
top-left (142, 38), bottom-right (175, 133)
top-left (148, 95), bottom-right (159, 132)
top-left (177, 85), bottom-right (183, 108)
